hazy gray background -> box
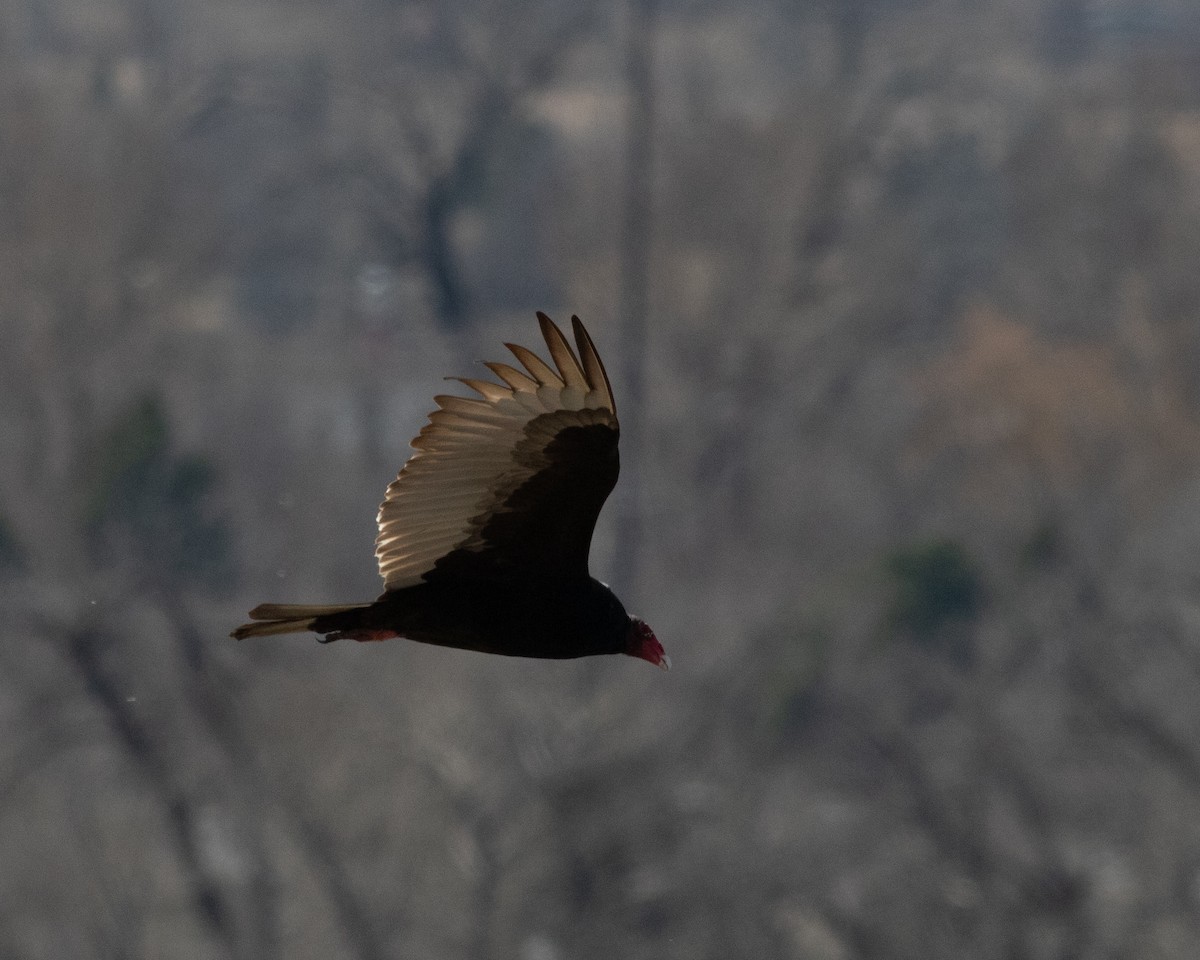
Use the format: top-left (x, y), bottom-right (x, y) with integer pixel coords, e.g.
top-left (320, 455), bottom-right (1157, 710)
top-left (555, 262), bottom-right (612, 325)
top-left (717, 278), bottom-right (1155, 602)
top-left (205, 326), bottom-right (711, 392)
top-left (5, 0), bottom-right (1200, 957)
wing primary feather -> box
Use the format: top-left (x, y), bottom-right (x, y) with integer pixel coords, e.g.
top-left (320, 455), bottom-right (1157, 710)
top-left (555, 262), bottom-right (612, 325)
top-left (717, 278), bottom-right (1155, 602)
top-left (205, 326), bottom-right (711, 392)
top-left (537, 312), bottom-right (588, 390)
top-left (452, 377), bottom-right (511, 403)
top-left (571, 316), bottom-right (616, 415)
top-left (433, 394), bottom-right (495, 415)
top-left (506, 342), bottom-right (563, 388)
top-left (485, 361), bottom-right (539, 393)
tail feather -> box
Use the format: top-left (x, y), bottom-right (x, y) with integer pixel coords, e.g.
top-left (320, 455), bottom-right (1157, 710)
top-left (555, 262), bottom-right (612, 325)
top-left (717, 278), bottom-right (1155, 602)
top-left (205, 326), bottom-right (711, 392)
top-left (232, 617), bottom-right (318, 639)
top-left (248, 603), bottom-right (367, 620)
top-left (231, 602), bottom-right (369, 640)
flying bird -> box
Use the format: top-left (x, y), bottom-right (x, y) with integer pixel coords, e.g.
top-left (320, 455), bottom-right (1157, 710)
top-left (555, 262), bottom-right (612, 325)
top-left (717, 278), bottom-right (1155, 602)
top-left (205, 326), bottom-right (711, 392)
top-left (232, 313), bottom-right (668, 670)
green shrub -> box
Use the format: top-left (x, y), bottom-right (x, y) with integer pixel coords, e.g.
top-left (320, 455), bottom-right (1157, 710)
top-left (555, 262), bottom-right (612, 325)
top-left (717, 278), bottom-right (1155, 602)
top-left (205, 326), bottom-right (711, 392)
top-left (886, 538), bottom-right (983, 637)
top-left (84, 394), bottom-right (233, 592)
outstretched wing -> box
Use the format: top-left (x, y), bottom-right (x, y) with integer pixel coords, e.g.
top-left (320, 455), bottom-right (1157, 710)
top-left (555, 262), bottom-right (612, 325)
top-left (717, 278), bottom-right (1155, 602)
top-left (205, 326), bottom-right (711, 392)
top-left (375, 314), bottom-right (619, 590)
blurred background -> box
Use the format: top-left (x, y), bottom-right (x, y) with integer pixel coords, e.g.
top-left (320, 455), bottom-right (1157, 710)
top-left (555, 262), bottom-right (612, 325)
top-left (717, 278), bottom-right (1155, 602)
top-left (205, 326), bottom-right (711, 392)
top-left (5, 0), bottom-right (1200, 956)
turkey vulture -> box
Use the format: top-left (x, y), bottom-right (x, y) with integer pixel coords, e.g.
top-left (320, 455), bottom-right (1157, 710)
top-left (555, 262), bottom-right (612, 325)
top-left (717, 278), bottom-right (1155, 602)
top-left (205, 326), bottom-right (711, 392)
top-left (232, 313), bottom-right (668, 670)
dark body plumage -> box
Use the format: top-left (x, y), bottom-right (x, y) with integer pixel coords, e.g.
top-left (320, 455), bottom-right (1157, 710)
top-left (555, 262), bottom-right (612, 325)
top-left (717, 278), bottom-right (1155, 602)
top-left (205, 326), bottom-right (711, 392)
top-left (310, 576), bottom-right (632, 660)
top-left (232, 314), bottom-right (668, 670)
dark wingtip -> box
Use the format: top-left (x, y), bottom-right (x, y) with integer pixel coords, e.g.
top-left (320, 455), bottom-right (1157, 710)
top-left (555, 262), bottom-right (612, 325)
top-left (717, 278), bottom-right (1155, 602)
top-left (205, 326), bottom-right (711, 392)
top-left (569, 314), bottom-right (616, 415)
top-left (535, 310), bottom-right (564, 344)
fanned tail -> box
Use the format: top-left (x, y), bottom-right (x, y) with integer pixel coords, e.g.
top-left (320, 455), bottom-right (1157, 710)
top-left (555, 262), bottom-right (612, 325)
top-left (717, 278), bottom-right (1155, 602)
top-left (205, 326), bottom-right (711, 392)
top-left (231, 603), bottom-right (369, 640)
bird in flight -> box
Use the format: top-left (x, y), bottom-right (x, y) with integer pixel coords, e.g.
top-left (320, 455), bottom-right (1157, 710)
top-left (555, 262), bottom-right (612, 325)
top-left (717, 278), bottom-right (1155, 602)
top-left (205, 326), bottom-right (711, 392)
top-left (232, 313), bottom-right (668, 670)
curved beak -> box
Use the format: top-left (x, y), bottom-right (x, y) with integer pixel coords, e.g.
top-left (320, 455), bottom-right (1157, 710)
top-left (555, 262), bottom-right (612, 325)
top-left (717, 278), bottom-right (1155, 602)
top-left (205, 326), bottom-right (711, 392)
top-left (657, 654), bottom-right (671, 671)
